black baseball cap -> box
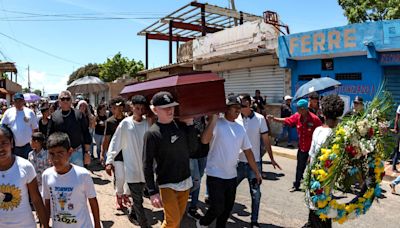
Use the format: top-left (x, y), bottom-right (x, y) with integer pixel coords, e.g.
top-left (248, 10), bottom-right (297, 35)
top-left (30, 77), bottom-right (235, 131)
top-left (131, 95), bottom-right (147, 105)
top-left (354, 96), bottom-right (364, 103)
top-left (226, 95), bottom-right (245, 107)
top-left (151, 91), bottom-right (179, 108)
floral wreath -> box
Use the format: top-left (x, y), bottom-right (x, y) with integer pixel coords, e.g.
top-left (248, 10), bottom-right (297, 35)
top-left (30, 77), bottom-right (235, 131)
top-left (304, 91), bottom-right (394, 224)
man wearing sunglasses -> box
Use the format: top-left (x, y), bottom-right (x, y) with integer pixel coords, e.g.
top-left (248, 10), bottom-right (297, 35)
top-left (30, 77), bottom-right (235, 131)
top-left (47, 90), bottom-right (92, 167)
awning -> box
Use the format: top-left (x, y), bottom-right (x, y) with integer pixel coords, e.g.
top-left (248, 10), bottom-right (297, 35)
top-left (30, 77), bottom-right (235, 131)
top-left (0, 88), bottom-right (9, 94)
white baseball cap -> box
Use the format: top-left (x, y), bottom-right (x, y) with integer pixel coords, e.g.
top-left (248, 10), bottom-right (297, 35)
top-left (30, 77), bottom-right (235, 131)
top-left (284, 95), bottom-right (293, 101)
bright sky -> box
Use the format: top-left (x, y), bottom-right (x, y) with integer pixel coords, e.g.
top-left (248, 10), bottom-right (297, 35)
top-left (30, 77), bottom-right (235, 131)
top-left (0, 0), bottom-right (348, 95)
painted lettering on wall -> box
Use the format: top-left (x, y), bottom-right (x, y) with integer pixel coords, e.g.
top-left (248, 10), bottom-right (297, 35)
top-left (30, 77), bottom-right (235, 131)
top-left (334, 84), bottom-right (375, 97)
top-left (289, 28), bottom-right (357, 55)
top-left (379, 52), bottom-right (400, 65)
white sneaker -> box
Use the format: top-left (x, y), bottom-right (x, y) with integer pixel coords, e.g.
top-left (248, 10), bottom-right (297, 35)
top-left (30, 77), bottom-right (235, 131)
top-left (196, 220), bottom-right (208, 228)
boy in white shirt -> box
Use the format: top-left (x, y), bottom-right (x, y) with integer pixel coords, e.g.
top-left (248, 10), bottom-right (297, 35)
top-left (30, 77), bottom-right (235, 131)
top-left (42, 132), bottom-right (101, 228)
top-left (106, 95), bottom-right (152, 227)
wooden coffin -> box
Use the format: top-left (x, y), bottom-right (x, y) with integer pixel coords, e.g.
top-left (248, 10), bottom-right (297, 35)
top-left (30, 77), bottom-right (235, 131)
top-left (120, 72), bottom-right (226, 118)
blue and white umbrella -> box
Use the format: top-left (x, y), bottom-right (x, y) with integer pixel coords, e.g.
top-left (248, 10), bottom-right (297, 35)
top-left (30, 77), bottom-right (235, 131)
top-left (293, 77), bottom-right (341, 101)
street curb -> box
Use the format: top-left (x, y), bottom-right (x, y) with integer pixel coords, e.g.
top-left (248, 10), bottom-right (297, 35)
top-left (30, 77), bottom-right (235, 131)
top-left (272, 146), bottom-right (397, 183)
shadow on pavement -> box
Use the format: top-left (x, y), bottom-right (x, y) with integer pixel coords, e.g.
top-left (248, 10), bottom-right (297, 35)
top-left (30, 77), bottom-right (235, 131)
top-left (262, 171), bottom-right (285, 181)
top-left (145, 208), bottom-right (164, 226)
top-left (101, 220), bottom-right (114, 228)
top-left (92, 177), bottom-right (111, 185)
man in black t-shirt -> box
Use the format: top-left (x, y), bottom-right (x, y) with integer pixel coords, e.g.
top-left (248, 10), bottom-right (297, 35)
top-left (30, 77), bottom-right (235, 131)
top-left (143, 91), bottom-right (198, 228)
top-left (101, 96), bottom-right (129, 210)
top-left (47, 90), bottom-right (92, 167)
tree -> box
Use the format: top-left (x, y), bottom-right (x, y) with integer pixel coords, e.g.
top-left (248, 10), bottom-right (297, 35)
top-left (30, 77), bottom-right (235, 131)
top-left (68, 63), bottom-right (101, 85)
top-left (22, 87), bottom-right (30, 93)
top-left (33, 89), bottom-right (42, 96)
top-left (99, 52), bottom-right (144, 82)
top-left (338, 0), bottom-right (400, 23)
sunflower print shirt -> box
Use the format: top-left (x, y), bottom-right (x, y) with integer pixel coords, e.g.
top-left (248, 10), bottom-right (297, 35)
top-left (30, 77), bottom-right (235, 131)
top-left (0, 156), bottom-right (37, 227)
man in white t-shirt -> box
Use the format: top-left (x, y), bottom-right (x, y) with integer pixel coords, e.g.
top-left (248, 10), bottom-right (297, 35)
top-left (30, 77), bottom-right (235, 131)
top-left (197, 95), bottom-right (262, 228)
top-left (236, 94), bottom-right (281, 228)
top-left (106, 95), bottom-right (152, 227)
top-left (1, 92), bottom-right (38, 159)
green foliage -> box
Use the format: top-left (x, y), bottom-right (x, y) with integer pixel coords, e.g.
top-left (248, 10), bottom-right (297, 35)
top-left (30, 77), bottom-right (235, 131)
top-left (99, 52), bottom-right (144, 82)
top-left (68, 63), bottom-right (101, 85)
top-left (338, 0), bottom-right (400, 23)
top-left (22, 87), bottom-right (30, 93)
top-left (33, 89), bottom-right (42, 96)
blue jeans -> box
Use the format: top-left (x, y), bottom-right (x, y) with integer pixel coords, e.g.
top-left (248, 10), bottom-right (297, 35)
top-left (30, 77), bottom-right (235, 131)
top-left (70, 147), bottom-right (84, 167)
top-left (93, 133), bottom-right (104, 159)
top-left (393, 175), bottom-right (400, 185)
top-left (276, 125), bottom-right (293, 145)
top-left (237, 161), bottom-right (262, 223)
top-left (189, 157), bottom-right (207, 208)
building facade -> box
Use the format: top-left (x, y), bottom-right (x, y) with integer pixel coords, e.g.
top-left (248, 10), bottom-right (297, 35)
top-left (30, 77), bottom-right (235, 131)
top-left (278, 19), bottom-right (400, 107)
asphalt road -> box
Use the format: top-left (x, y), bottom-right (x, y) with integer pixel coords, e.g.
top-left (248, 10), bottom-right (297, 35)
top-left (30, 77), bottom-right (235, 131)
top-left (59, 155), bottom-right (400, 228)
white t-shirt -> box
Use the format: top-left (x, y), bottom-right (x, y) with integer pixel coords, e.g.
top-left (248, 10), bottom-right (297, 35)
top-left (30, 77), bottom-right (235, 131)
top-left (0, 156), bottom-right (37, 227)
top-left (206, 117), bottom-right (252, 179)
top-left (397, 105), bottom-right (400, 114)
top-left (1, 107), bottom-right (39, 146)
top-left (308, 126), bottom-right (333, 164)
top-left (42, 165), bottom-right (97, 228)
top-left (236, 112), bottom-right (269, 162)
top-left (106, 117), bottom-right (150, 183)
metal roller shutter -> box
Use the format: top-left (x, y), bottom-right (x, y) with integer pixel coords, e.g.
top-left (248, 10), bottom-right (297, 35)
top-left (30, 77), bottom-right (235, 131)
top-left (218, 66), bottom-right (285, 103)
top-left (384, 67), bottom-right (400, 107)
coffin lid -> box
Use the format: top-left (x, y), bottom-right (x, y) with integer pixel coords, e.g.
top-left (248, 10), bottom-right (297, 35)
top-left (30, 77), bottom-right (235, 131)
top-left (120, 71), bottom-right (224, 97)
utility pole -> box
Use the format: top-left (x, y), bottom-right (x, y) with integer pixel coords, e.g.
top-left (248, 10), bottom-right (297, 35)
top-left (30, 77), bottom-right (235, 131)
top-left (230, 0), bottom-right (238, 26)
top-left (27, 65), bottom-right (32, 93)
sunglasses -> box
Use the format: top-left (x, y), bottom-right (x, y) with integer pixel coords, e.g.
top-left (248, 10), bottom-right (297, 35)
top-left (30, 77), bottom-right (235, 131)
top-left (60, 97), bottom-right (71, 101)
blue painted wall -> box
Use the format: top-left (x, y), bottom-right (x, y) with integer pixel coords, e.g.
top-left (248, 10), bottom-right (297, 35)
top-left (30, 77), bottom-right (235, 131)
top-left (291, 56), bottom-right (383, 102)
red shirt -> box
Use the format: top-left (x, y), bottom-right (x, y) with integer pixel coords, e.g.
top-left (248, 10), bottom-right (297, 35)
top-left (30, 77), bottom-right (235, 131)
top-left (284, 112), bottom-right (322, 152)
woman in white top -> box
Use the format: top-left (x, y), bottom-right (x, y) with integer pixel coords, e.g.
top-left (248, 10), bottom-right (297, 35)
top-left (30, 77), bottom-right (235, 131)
top-left (305, 94), bottom-right (344, 228)
top-left (0, 125), bottom-right (49, 227)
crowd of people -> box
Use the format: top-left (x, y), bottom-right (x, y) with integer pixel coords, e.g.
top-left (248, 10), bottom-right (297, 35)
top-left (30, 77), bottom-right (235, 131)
top-left (0, 89), bottom-right (399, 228)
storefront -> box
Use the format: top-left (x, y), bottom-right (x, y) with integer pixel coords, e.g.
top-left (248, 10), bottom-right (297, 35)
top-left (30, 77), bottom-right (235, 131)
top-left (278, 19), bottom-right (400, 106)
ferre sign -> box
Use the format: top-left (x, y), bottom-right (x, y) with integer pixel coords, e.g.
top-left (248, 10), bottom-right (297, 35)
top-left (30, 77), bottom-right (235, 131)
top-left (289, 28), bottom-right (357, 55)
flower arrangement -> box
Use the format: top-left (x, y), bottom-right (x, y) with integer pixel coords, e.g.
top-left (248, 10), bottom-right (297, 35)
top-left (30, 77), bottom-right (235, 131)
top-left (304, 91), bottom-right (395, 224)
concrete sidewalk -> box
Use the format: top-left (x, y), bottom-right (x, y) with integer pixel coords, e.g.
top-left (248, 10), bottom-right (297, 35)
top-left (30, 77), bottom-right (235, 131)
top-left (271, 145), bottom-right (400, 182)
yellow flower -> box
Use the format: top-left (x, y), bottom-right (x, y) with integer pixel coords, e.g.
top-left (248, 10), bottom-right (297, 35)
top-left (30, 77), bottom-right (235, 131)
top-left (332, 144), bottom-right (340, 154)
top-left (358, 197), bottom-right (366, 203)
top-left (345, 204), bottom-right (356, 213)
top-left (316, 170), bottom-right (328, 181)
top-left (319, 213), bottom-right (328, 221)
top-left (336, 127), bottom-right (346, 137)
top-left (337, 216), bottom-right (348, 224)
top-left (318, 200), bottom-right (329, 208)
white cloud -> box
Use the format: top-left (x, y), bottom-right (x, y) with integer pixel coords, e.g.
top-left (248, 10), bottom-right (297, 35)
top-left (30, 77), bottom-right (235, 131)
top-left (20, 69), bottom-right (68, 96)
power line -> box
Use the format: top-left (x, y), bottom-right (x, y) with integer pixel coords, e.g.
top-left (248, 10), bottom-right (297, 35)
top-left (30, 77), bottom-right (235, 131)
top-left (0, 31), bottom-right (82, 65)
top-left (0, 17), bottom-right (160, 21)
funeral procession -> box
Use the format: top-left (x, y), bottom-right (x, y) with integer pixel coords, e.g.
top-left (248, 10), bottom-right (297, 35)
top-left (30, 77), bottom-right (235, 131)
top-left (1, 0), bottom-right (400, 228)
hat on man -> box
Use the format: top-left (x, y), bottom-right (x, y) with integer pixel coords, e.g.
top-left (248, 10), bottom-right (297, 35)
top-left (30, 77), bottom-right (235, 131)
top-left (354, 96), bottom-right (364, 103)
top-left (131, 95), bottom-right (147, 105)
top-left (14, 92), bottom-right (24, 100)
top-left (226, 95), bottom-right (244, 107)
top-left (151, 91), bottom-right (179, 108)
top-left (284, 95), bottom-right (293, 101)
top-left (297, 99), bottom-right (308, 109)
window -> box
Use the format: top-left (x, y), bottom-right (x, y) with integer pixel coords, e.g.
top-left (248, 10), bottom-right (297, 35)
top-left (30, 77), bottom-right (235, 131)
top-left (335, 73), bottom-right (362, 80)
top-left (322, 59), bottom-right (334, 70)
top-left (298, 74), bottom-right (321, 81)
